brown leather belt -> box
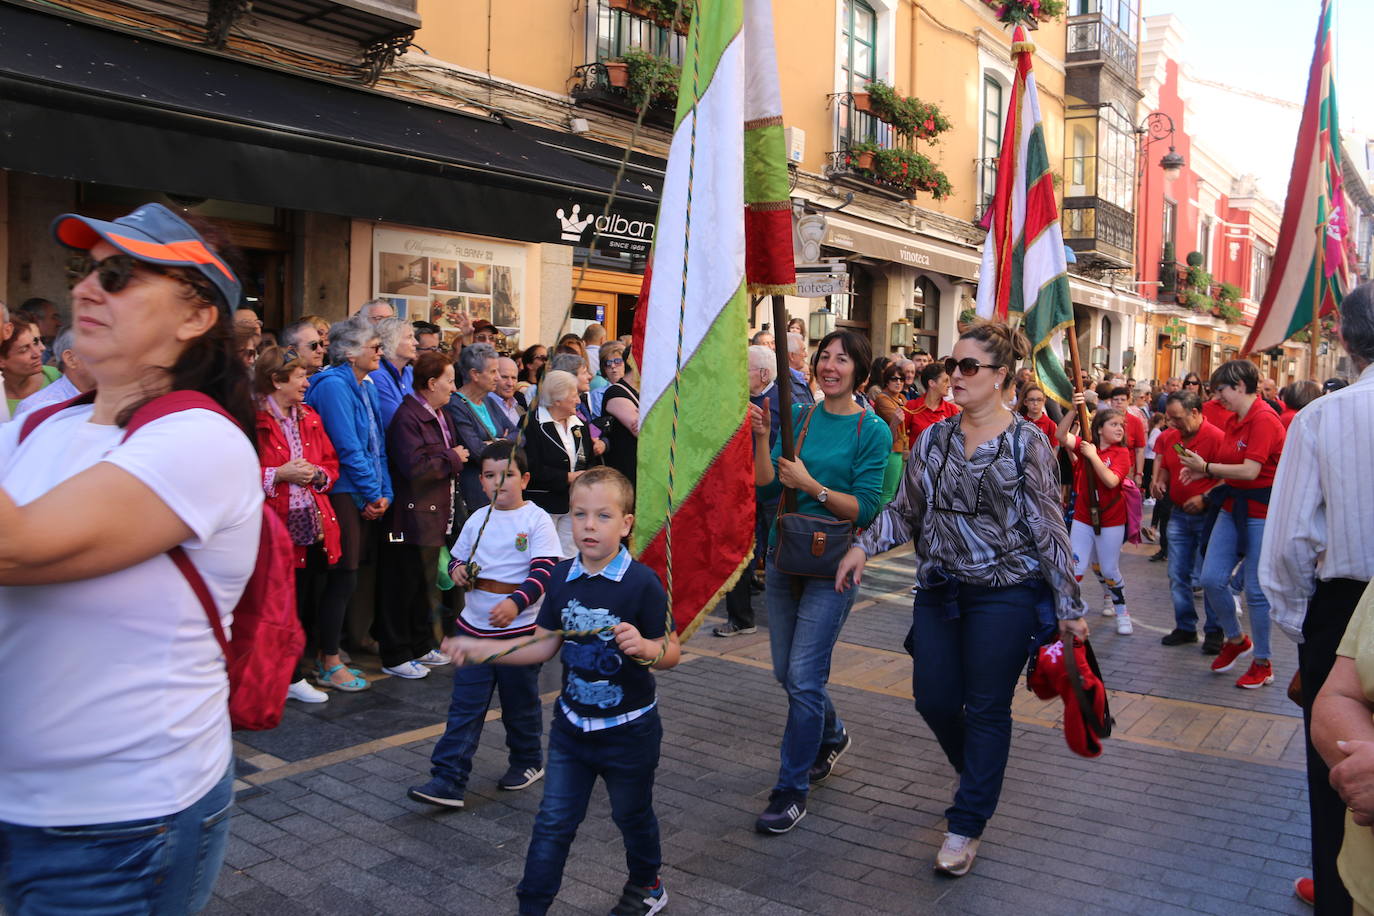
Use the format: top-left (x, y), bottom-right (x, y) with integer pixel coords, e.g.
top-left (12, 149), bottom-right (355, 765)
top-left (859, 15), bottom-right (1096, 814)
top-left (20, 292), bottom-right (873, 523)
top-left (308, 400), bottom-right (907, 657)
top-left (475, 578), bottom-right (519, 594)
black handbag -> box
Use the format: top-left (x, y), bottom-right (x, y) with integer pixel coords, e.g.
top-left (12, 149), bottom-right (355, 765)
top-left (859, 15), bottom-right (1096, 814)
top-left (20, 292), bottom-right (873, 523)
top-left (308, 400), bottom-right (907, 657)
top-left (772, 406), bottom-right (865, 578)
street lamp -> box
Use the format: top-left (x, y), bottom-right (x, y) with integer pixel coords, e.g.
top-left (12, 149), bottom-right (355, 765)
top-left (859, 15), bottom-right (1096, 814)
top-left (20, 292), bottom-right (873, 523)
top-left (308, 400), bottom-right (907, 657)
top-left (1136, 111), bottom-right (1185, 184)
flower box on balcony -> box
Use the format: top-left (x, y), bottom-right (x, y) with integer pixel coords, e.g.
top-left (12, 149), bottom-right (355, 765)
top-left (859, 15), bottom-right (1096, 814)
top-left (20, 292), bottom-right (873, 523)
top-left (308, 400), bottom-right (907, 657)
top-left (604, 60), bottom-right (630, 88)
top-left (850, 91), bottom-right (873, 113)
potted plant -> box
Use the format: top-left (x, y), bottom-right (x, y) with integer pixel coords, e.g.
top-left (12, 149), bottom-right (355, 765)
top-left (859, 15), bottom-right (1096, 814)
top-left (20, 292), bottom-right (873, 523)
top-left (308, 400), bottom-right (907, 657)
top-left (862, 80), bottom-right (903, 123)
top-left (845, 140), bottom-right (879, 171)
top-left (982, 0), bottom-right (1066, 26)
top-left (608, 0), bottom-right (631, 9)
top-left (602, 59), bottom-right (630, 89)
top-left (1218, 302), bottom-right (1243, 323)
top-left (621, 49), bottom-right (680, 107)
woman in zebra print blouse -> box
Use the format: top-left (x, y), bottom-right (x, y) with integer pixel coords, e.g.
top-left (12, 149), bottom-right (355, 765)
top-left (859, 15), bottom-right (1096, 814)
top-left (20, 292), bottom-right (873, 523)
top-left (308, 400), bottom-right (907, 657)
top-left (837, 320), bottom-right (1088, 878)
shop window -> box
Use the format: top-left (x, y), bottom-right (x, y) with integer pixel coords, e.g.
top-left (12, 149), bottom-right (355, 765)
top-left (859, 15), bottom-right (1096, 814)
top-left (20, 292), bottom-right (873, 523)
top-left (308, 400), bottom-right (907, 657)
top-left (1251, 241), bottom-right (1273, 300)
top-left (831, 261), bottom-right (872, 330)
top-left (909, 275), bottom-right (940, 352)
top-left (841, 0), bottom-right (878, 91)
top-left (592, 1), bottom-right (686, 65)
top-left (1199, 217), bottom-right (1212, 271)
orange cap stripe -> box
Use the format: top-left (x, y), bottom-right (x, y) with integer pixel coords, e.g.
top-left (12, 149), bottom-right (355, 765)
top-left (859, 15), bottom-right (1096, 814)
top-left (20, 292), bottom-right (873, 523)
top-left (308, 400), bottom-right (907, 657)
top-left (105, 232), bottom-right (236, 284)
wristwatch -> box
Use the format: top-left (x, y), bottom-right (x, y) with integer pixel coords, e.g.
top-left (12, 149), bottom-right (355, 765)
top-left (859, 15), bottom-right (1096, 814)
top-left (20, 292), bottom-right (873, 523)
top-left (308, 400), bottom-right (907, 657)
top-left (816, 487), bottom-right (829, 504)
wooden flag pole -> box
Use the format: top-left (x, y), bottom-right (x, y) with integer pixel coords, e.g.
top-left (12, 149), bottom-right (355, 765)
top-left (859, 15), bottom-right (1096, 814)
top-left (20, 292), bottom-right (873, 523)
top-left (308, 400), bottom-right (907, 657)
top-left (1310, 218), bottom-right (1324, 380)
top-left (771, 294), bottom-right (797, 514)
top-left (1063, 319), bottom-right (1100, 533)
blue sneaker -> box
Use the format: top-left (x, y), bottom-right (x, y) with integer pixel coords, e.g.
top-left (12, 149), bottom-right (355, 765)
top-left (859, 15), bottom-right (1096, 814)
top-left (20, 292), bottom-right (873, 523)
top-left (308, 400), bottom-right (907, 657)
top-left (407, 777), bottom-right (464, 808)
top-left (609, 879), bottom-right (667, 916)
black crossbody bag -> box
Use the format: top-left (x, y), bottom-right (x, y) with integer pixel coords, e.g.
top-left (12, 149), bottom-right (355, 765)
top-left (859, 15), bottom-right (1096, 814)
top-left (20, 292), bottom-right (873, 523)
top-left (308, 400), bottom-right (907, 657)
top-left (773, 406), bottom-right (868, 578)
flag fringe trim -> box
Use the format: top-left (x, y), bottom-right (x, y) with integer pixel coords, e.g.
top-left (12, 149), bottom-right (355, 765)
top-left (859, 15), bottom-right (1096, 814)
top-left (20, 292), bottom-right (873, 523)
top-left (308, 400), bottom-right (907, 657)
top-left (1031, 316), bottom-right (1076, 408)
top-left (747, 282), bottom-right (797, 296)
top-left (676, 540), bottom-right (755, 643)
top-left (745, 115), bottom-right (783, 130)
top-left (747, 200), bottom-right (791, 211)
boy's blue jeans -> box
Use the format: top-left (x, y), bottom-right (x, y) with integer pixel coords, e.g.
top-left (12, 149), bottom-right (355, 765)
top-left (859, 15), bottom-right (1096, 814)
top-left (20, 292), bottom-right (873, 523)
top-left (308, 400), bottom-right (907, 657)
top-left (517, 711), bottom-right (662, 915)
top-left (0, 763), bottom-right (234, 915)
top-left (764, 564), bottom-right (858, 794)
top-left (430, 662), bottom-right (544, 791)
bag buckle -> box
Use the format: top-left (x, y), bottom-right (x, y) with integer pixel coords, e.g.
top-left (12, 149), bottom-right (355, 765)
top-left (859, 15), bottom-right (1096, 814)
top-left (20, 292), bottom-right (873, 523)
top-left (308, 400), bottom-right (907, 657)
top-left (811, 531), bottom-right (827, 556)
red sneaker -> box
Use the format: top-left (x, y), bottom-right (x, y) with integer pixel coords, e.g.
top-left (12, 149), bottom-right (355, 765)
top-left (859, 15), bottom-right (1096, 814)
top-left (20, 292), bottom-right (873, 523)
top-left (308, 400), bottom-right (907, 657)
top-left (1236, 660), bottom-right (1274, 689)
top-left (1293, 876), bottom-right (1314, 906)
top-left (1210, 636), bottom-right (1253, 673)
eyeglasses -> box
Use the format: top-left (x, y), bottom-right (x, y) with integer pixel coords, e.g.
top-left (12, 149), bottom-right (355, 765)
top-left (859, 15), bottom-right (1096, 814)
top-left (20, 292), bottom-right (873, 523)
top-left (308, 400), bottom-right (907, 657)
top-left (1183, 380), bottom-right (1201, 387)
top-left (301, 339), bottom-right (323, 351)
top-left (416, 345), bottom-right (440, 353)
top-left (367, 343), bottom-right (383, 352)
top-left (944, 357), bottom-right (1000, 377)
top-left (79, 254), bottom-right (214, 303)
top-left (603, 357), bottom-right (625, 367)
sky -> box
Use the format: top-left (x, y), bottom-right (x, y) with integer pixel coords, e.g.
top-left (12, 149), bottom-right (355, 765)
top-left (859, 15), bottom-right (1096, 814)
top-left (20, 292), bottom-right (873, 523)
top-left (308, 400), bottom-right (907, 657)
top-left (1141, 0), bottom-right (1373, 203)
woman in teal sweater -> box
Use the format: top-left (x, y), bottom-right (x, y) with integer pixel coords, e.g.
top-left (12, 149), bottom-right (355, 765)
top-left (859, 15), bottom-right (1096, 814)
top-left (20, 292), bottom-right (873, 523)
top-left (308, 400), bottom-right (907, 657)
top-left (749, 329), bottom-right (891, 835)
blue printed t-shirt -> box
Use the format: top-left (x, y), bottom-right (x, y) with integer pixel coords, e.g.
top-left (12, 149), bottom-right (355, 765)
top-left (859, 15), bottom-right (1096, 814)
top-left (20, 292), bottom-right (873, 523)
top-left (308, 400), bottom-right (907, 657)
top-left (757, 401), bottom-right (892, 547)
top-left (536, 547), bottom-right (670, 720)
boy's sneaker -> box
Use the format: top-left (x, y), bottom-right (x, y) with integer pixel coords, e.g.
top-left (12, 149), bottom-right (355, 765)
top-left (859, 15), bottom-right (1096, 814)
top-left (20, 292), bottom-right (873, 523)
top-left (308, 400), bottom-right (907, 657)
top-left (754, 790), bottom-right (806, 834)
top-left (415, 649), bottom-right (450, 666)
top-left (609, 879), bottom-right (668, 916)
top-left (713, 622), bottom-right (756, 637)
top-left (808, 731), bottom-right (852, 784)
top-left (1210, 636), bottom-right (1253, 673)
top-left (498, 765), bottom-right (545, 791)
top-left (382, 660), bottom-right (430, 679)
top-left (1236, 660), bottom-right (1275, 689)
top-left (934, 832), bottom-right (981, 876)
top-left (407, 777), bottom-right (465, 808)
top-left (1115, 612), bottom-right (1133, 635)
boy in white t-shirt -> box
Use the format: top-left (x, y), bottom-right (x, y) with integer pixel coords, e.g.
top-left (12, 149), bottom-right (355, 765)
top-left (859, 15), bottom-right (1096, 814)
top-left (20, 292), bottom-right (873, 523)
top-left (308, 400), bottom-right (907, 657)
top-left (408, 441), bottom-right (561, 808)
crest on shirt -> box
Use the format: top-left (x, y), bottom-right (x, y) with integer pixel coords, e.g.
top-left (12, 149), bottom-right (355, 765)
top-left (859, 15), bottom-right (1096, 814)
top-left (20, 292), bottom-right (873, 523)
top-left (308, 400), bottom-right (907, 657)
top-left (1236, 439), bottom-right (1247, 451)
top-left (515, 532), bottom-right (529, 551)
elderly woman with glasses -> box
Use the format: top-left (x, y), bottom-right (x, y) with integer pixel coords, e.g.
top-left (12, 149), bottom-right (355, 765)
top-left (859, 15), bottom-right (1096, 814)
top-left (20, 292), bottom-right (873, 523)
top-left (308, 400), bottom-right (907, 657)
top-left (446, 342), bottom-right (516, 511)
top-left (0, 203), bottom-right (262, 912)
top-left (836, 320), bottom-right (1087, 878)
top-left (369, 316), bottom-right (417, 429)
top-left (522, 369), bottom-right (602, 558)
top-left (304, 317), bottom-right (392, 689)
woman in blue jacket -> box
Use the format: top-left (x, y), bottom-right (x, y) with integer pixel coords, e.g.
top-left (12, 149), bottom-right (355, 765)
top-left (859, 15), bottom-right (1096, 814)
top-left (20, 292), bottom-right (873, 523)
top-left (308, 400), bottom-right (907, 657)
top-left (368, 316), bottom-right (416, 429)
top-left (304, 317), bottom-right (392, 690)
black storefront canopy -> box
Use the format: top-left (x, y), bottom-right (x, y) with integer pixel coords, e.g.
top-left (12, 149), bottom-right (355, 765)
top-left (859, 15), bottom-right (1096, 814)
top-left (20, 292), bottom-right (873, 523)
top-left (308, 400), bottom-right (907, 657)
top-left (0, 3), bottom-right (660, 241)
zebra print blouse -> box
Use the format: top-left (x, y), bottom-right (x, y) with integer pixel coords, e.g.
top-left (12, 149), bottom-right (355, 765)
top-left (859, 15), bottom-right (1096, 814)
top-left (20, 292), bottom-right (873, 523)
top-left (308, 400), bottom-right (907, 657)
top-left (856, 415), bottom-right (1085, 620)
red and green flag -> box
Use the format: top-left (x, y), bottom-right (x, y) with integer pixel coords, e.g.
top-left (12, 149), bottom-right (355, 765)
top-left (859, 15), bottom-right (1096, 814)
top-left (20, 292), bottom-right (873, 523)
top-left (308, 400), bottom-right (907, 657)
top-left (973, 27), bottom-right (1075, 406)
top-left (1243, 0), bottom-right (1351, 354)
top-left (631, 0), bottom-right (795, 639)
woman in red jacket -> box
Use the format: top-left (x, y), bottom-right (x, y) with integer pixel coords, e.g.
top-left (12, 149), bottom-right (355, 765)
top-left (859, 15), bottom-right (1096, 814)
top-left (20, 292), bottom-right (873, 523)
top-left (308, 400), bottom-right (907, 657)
top-left (254, 347), bottom-right (349, 698)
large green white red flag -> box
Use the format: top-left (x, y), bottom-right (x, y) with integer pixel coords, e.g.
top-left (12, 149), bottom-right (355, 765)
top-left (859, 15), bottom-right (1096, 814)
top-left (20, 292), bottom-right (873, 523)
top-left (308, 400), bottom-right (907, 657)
top-left (974, 27), bottom-right (1075, 407)
top-left (631, 0), bottom-right (795, 638)
top-left (1243, 0), bottom-right (1350, 354)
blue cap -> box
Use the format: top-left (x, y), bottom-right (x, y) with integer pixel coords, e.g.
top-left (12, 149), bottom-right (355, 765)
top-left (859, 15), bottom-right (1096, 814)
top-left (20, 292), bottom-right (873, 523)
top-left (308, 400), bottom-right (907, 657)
top-left (52, 202), bottom-right (241, 308)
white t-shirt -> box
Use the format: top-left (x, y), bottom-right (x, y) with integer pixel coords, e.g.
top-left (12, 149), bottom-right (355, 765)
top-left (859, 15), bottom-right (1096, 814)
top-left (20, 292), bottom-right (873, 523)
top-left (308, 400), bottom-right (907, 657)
top-left (453, 500), bottom-right (560, 635)
top-left (0, 404), bottom-right (261, 826)
top-left (1145, 426), bottom-right (1162, 460)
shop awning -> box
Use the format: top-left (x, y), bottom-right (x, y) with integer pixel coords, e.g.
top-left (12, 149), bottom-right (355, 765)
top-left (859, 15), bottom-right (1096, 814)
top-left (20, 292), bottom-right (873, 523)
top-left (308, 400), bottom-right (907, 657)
top-left (821, 215), bottom-right (982, 281)
top-left (1068, 277), bottom-right (1145, 317)
top-left (0, 4), bottom-right (659, 242)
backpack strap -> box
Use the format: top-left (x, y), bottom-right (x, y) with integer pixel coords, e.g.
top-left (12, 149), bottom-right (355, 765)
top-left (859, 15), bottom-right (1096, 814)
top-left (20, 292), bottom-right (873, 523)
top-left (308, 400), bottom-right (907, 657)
top-left (119, 391), bottom-right (236, 442)
top-left (17, 391), bottom-right (98, 444)
top-left (168, 545), bottom-right (232, 659)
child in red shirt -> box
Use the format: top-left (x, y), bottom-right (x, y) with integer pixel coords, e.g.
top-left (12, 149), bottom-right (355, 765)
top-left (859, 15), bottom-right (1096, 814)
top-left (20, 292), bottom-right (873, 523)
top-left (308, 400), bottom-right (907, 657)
top-left (1058, 399), bottom-right (1135, 634)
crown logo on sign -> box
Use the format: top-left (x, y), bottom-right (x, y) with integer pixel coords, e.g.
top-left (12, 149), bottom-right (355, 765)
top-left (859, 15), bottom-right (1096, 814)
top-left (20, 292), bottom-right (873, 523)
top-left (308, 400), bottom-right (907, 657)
top-left (556, 204), bottom-right (595, 241)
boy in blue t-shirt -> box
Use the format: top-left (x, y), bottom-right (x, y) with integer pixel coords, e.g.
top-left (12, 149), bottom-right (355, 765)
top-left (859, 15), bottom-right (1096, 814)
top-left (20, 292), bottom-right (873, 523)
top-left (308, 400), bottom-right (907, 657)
top-left (445, 466), bottom-right (679, 916)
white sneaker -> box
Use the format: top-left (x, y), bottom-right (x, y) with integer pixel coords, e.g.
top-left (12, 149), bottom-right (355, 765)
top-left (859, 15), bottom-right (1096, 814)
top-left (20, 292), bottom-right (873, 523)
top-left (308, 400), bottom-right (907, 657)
top-left (415, 650), bottom-right (450, 667)
top-left (287, 679), bottom-right (328, 703)
top-left (1116, 613), bottom-right (1134, 635)
top-left (935, 832), bottom-right (981, 876)
top-left (382, 660), bottom-right (430, 679)
top-left (1101, 597), bottom-right (1116, 617)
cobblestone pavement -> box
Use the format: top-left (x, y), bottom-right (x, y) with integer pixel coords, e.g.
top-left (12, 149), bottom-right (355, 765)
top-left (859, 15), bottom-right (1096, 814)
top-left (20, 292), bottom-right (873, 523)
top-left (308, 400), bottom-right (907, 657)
top-left (214, 544), bottom-right (1312, 915)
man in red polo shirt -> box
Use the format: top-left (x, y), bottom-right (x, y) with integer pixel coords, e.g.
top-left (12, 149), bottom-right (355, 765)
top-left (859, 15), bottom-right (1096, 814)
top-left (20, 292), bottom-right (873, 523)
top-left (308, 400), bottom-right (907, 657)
top-left (1152, 389), bottom-right (1227, 653)
top-left (1110, 387), bottom-right (1145, 484)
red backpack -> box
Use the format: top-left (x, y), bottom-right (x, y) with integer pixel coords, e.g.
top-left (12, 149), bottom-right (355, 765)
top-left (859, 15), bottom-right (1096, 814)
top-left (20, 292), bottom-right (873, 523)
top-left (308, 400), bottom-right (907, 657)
top-left (19, 391), bottom-right (304, 731)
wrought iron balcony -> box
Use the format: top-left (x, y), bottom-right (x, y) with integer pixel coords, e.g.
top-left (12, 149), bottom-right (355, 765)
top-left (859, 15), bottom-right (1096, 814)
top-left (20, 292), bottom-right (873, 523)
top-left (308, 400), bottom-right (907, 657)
top-left (1066, 13), bottom-right (1137, 80)
top-left (205, 0), bottom-right (418, 81)
top-left (1061, 196), bottom-right (1134, 270)
top-left (570, 62), bottom-right (677, 129)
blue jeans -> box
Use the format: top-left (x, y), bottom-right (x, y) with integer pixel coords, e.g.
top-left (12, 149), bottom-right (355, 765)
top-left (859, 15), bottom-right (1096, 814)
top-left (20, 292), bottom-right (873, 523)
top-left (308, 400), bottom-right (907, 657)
top-left (0, 763), bottom-right (234, 915)
top-left (517, 712), bottom-right (662, 915)
top-left (909, 581), bottom-right (1039, 838)
top-left (1201, 509), bottom-right (1272, 660)
top-left (430, 662), bottom-right (544, 790)
top-left (765, 563), bottom-right (858, 794)
top-left (1166, 511), bottom-right (1222, 635)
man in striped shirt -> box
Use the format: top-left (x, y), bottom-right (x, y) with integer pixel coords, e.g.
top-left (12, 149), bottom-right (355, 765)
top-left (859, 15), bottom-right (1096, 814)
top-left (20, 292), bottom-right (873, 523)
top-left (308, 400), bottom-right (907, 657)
top-left (1260, 280), bottom-right (1374, 914)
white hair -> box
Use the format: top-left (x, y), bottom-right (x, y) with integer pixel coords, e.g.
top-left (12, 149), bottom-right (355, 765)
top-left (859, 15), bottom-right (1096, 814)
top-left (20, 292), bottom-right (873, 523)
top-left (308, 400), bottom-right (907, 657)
top-left (373, 316), bottom-right (413, 362)
top-left (355, 299), bottom-right (394, 322)
top-left (538, 369), bottom-right (579, 408)
top-left (748, 345), bottom-right (775, 380)
top-left (327, 317), bottom-right (378, 365)
top-left (787, 332), bottom-right (806, 355)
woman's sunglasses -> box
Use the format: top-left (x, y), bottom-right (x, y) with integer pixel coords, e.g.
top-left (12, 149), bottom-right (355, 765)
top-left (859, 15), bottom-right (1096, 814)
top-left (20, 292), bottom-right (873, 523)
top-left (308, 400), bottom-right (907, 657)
top-left (944, 357), bottom-right (999, 376)
top-left (603, 357), bottom-right (625, 367)
top-left (79, 254), bottom-right (214, 302)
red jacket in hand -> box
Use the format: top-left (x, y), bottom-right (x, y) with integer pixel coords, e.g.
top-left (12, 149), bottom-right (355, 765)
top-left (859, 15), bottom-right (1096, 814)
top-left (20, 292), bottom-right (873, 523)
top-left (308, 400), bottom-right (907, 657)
top-left (254, 404), bottom-right (342, 567)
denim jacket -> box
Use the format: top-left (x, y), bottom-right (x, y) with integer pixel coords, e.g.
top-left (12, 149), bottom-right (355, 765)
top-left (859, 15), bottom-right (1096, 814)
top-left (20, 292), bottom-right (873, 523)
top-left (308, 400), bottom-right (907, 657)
top-left (305, 363), bottom-right (392, 507)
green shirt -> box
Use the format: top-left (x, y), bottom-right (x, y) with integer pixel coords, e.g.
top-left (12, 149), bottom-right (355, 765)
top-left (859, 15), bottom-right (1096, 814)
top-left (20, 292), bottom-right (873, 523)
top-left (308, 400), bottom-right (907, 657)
top-left (759, 401), bottom-right (892, 546)
top-left (5, 365), bottom-right (59, 414)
